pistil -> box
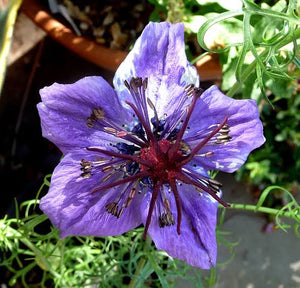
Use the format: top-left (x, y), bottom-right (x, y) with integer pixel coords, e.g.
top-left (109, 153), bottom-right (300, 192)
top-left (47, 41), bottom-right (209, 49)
top-left (168, 87), bottom-right (203, 161)
top-left (179, 115), bottom-right (229, 167)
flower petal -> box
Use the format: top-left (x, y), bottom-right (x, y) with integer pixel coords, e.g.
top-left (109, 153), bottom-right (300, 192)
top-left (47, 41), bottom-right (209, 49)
top-left (114, 22), bottom-right (199, 118)
top-left (40, 150), bottom-right (142, 237)
top-left (140, 183), bottom-right (218, 269)
top-left (37, 76), bottom-right (130, 154)
top-left (185, 85), bottom-right (265, 172)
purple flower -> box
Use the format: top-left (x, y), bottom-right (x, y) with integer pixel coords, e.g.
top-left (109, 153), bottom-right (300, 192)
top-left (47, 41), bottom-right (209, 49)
top-left (37, 22), bottom-right (265, 269)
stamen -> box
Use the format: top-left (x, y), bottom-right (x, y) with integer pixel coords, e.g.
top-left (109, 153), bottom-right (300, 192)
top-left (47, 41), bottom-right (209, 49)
top-left (126, 101), bottom-right (156, 143)
top-left (124, 80), bottom-right (130, 90)
top-left (185, 84), bottom-right (195, 97)
top-left (91, 171), bottom-right (151, 194)
top-left (102, 165), bottom-right (113, 173)
top-left (142, 78), bottom-right (148, 90)
top-left (125, 187), bottom-right (137, 207)
top-left (101, 172), bottom-right (114, 183)
top-left (104, 127), bottom-right (117, 134)
top-left (117, 206), bottom-right (125, 218)
top-left (130, 77), bottom-right (143, 93)
top-left (80, 159), bottom-right (93, 178)
top-left (105, 202), bottom-right (119, 216)
top-left (159, 211), bottom-right (175, 228)
top-left (86, 147), bottom-right (151, 167)
top-left (87, 107), bottom-right (105, 127)
top-left (195, 151), bottom-right (214, 158)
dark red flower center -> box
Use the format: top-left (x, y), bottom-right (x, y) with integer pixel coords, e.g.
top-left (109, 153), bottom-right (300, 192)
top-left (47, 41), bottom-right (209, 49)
top-left (140, 139), bottom-right (182, 182)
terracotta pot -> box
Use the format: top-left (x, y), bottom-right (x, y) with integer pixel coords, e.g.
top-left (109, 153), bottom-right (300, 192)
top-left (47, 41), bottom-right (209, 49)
top-left (21, 0), bottom-right (222, 80)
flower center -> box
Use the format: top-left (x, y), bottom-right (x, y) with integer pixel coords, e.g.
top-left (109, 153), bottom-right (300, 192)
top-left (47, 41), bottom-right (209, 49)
top-left (84, 77), bottom-right (230, 239)
top-left (139, 139), bottom-right (181, 182)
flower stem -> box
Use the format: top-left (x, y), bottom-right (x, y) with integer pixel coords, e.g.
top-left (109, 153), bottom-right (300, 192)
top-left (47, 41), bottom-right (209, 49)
top-left (128, 236), bottom-right (152, 288)
top-left (225, 203), bottom-right (296, 219)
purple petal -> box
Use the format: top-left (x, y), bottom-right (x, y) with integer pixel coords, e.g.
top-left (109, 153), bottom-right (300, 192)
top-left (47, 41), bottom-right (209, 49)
top-left (40, 150), bottom-right (142, 237)
top-left (37, 76), bottom-right (130, 154)
top-left (140, 183), bottom-right (218, 269)
top-left (185, 85), bottom-right (265, 172)
top-left (114, 22), bottom-right (199, 118)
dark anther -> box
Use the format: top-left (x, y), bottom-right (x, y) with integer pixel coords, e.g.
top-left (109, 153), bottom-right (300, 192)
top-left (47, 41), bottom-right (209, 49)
top-left (142, 78), bottom-right (148, 90)
top-left (80, 159), bottom-right (93, 178)
top-left (207, 178), bottom-right (223, 193)
top-left (117, 206), bottom-right (124, 218)
top-left (185, 84), bottom-right (195, 97)
top-left (216, 134), bottom-right (232, 144)
top-left (87, 107), bottom-right (105, 127)
top-left (130, 77), bottom-right (143, 92)
top-left (194, 87), bottom-right (204, 97)
top-left (125, 188), bottom-right (136, 207)
top-left (124, 80), bottom-right (130, 90)
top-left (159, 211), bottom-right (175, 228)
top-left (185, 84), bottom-right (204, 98)
top-left (105, 202), bottom-right (119, 217)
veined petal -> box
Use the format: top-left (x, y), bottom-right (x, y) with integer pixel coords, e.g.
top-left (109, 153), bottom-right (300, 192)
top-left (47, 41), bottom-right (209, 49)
top-left (140, 184), bottom-right (218, 269)
top-left (114, 22), bottom-right (199, 118)
top-left (185, 85), bottom-right (265, 172)
top-left (37, 76), bottom-right (130, 154)
top-left (40, 150), bottom-right (142, 237)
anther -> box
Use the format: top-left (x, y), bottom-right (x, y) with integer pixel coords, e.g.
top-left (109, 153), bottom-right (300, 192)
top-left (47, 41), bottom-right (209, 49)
top-left (217, 134), bottom-right (232, 141)
top-left (105, 202), bottom-right (119, 217)
top-left (117, 206), bottom-right (125, 218)
top-left (125, 188), bottom-right (136, 207)
top-left (81, 172), bottom-right (92, 178)
top-left (104, 127), bottom-right (117, 134)
top-left (159, 212), bottom-right (175, 228)
top-left (80, 159), bottom-right (93, 178)
top-left (92, 108), bottom-right (105, 120)
top-left (196, 151), bottom-right (214, 157)
top-left (101, 173), bottom-right (113, 183)
top-left (185, 84), bottom-right (195, 97)
top-left (142, 78), bottom-right (148, 90)
top-left (194, 87), bottom-right (204, 97)
top-left (208, 178), bottom-right (222, 187)
top-left (124, 80), bottom-right (130, 90)
top-left (130, 77), bottom-right (143, 93)
top-left (102, 166), bottom-right (113, 173)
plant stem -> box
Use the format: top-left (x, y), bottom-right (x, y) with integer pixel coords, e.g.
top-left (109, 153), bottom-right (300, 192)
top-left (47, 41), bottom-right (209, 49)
top-left (128, 236), bottom-right (152, 288)
top-left (226, 27), bottom-right (300, 98)
top-left (225, 203), bottom-right (298, 219)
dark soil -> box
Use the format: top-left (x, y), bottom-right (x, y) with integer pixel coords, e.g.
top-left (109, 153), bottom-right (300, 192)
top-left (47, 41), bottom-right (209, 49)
top-left (57, 0), bottom-right (156, 50)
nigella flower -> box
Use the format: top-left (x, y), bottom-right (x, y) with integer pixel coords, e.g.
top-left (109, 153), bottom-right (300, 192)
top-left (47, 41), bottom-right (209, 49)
top-left (37, 22), bottom-right (265, 269)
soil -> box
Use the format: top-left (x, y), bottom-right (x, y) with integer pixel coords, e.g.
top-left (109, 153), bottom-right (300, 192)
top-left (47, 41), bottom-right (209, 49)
top-left (56, 0), bottom-right (156, 50)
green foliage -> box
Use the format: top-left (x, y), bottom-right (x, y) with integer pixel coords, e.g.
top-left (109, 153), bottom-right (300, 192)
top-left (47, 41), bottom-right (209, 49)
top-left (197, 0), bottom-right (299, 100)
top-left (1, 175), bottom-right (208, 287)
top-left (197, 0), bottom-right (300, 190)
